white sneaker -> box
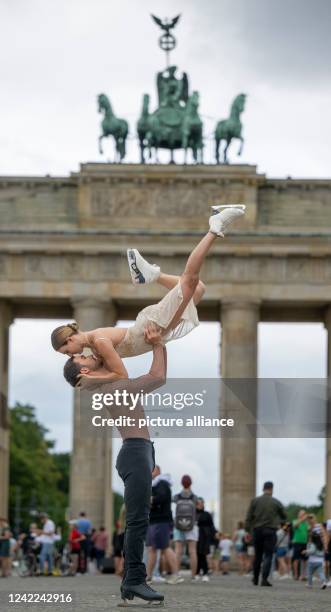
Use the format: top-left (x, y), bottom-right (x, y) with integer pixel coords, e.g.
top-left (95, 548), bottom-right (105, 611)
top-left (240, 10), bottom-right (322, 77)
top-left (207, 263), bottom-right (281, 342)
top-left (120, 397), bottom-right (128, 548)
top-left (166, 575), bottom-right (184, 584)
top-left (202, 575), bottom-right (210, 582)
top-left (127, 248), bottom-right (161, 285)
top-left (191, 575), bottom-right (200, 582)
top-left (209, 204), bottom-right (246, 237)
top-left (151, 575), bottom-right (166, 583)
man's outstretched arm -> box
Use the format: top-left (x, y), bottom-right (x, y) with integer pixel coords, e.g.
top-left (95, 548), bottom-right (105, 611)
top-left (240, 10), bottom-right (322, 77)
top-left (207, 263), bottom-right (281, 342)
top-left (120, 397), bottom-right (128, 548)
top-left (121, 341), bottom-right (167, 396)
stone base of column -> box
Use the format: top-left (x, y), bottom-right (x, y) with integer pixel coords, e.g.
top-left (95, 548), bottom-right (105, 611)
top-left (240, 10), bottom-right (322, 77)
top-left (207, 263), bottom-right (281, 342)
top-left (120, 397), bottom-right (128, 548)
top-left (104, 436), bottom-right (113, 553)
top-left (220, 438), bottom-right (256, 533)
top-left (69, 298), bottom-right (116, 533)
top-left (220, 301), bottom-right (259, 533)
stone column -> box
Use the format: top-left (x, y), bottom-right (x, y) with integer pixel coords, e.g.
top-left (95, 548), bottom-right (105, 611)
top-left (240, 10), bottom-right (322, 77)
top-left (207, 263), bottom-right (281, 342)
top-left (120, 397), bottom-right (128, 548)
top-left (220, 301), bottom-right (259, 533)
top-left (70, 298), bottom-right (117, 541)
top-left (324, 306), bottom-right (331, 519)
top-left (0, 301), bottom-right (12, 520)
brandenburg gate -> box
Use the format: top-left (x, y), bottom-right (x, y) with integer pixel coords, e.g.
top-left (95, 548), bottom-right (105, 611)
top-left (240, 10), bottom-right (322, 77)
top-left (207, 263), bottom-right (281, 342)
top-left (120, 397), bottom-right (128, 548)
top-left (1, 162), bottom-right (331, 533)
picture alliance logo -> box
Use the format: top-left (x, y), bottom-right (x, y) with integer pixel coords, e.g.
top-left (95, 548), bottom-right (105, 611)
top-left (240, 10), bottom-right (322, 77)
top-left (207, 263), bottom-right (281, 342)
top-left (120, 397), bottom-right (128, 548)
top-left (91, 389), bottom-right (207, 411)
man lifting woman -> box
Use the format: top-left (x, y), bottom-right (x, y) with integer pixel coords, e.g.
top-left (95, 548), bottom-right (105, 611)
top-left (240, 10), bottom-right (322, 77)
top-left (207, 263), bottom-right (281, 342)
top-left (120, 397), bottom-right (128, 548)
top-left (51, 205), bottom-right (245, 387)
top-left (51, 204), bottom-right (245, 607)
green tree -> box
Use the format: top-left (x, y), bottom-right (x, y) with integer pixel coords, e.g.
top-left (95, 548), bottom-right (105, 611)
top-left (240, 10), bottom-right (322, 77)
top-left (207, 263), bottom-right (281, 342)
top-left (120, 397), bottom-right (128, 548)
top-left (285, 487), bottom-right (325, 523)
top-left (318, 485), bottom-right (326, 507)
top-left (52, 452), bottom-right (70, 495)
top-left (9, 403), bottom-right (68, 532)
top-left (9, 403), bottom-right (124, 535)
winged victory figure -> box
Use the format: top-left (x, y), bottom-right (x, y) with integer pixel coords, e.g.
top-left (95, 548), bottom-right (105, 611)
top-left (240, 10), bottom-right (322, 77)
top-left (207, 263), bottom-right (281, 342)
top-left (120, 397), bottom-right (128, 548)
top-left (151, 14), bottom-right (181, 34)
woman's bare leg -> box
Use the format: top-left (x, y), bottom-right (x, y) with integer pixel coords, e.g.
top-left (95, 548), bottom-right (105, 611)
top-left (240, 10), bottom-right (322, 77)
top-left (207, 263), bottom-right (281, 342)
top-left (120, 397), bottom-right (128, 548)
top-left (157, 272), bottom-right (180, 290)
top-left (128, 207), bottom-right (244, 332)
top-left (157, 272), bottom-right (206, 305)
top-left (164, 232), bottom-right (216, 332)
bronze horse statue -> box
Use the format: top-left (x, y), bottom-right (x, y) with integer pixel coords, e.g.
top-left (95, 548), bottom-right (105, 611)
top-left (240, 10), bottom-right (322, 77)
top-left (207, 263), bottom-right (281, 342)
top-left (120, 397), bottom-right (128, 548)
top-left (137, 94), bottom-right (152, 163)
top-left (137, 90), bottom-right (203, 164)
top-left (215, 94), bottom-right (246, 164)
top-left (97, 93), bottom-right (128, 162)
top-left (182, 91), bottom-right (203, 164)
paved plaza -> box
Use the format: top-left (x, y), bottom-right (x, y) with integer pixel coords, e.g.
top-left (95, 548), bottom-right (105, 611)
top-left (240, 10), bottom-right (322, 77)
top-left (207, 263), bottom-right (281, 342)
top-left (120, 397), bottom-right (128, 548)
top-left (0, 574), bottom-right (330, 612)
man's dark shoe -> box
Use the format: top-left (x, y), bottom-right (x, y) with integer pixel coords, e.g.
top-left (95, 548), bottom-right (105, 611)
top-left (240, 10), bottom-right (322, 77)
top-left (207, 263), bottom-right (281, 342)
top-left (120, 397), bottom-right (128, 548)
top-left (261, 579), bottom-right (272, 587)
top-left (252, 577), bottom-right (258, 586)
top-left (120, 582), bottom-right (164, 607)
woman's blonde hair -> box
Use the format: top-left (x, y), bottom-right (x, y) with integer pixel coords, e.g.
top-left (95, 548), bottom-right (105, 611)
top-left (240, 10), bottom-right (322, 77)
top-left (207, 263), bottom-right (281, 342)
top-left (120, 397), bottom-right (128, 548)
top-left (51, 322), bottom-right (79, 351)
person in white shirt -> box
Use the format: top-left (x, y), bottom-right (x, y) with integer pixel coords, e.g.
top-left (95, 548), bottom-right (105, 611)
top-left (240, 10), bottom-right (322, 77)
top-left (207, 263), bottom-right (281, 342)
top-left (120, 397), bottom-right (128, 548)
top-left (219, 533), bottom-right (233, 575)
top-left (39, 513), bottom-right (55, 575)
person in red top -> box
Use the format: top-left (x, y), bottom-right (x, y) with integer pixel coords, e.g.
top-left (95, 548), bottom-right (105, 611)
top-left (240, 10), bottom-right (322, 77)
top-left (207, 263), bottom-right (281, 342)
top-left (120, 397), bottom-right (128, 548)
top-left (68, 521), bottom-right (84, 576)
top-left (92, 527), bottom-right (109, 571)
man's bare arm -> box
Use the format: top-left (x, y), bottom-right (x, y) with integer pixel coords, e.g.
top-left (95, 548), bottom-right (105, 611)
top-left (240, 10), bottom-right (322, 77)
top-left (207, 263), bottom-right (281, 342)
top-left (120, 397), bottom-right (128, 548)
top-left (118, 343), bottom-right (166, 395)
top-left (130, 324), bottom-right (167, 393)
top-left (145, 343), bottom-right (167, 388)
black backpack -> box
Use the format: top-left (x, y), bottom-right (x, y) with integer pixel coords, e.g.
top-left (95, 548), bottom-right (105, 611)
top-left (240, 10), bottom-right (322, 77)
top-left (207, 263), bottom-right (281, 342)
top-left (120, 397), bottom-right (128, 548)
top-left (175, 494), bottom-right (196, 531)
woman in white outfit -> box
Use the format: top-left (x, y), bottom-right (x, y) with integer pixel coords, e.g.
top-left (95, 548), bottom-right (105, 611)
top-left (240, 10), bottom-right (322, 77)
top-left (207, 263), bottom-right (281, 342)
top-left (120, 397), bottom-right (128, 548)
top-left (51, 205), bottom-right (245, 387)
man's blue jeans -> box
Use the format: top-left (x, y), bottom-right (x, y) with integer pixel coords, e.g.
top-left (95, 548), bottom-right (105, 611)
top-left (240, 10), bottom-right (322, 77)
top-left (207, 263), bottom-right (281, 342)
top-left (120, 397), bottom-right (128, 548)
top-left (40, 543), bottom-right (54, 573)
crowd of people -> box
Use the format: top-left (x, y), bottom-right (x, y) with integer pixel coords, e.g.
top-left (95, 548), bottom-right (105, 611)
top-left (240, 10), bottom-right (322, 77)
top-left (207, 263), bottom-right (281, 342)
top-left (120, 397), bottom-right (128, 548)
top-left (243, 481), bottom-right (331, 590)
top-left (145, 471), bottom-right (331, 591)
top-left (1, 476), bottom-right (331, 594)
top-left (0, 512), bottom-right (110, 578)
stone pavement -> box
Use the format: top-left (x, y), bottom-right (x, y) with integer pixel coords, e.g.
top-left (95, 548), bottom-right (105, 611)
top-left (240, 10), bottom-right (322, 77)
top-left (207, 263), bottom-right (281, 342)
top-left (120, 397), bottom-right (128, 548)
top-left (0, 574), bottom-right (330, 612)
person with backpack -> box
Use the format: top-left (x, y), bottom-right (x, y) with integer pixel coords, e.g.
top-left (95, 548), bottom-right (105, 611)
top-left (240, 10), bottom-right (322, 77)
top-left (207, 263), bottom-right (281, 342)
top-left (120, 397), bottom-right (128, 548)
top-left (303, 514), bottom-right (328, 589)
top-left (173, 475), bottom-right (199, 580)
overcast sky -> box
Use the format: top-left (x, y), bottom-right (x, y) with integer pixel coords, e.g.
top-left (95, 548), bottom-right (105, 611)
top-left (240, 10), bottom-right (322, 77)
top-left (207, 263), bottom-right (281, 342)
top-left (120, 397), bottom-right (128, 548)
top-left (3, 0), bottom-right (331, 522)
top-left (1, 0), bottom-right (330, 175)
